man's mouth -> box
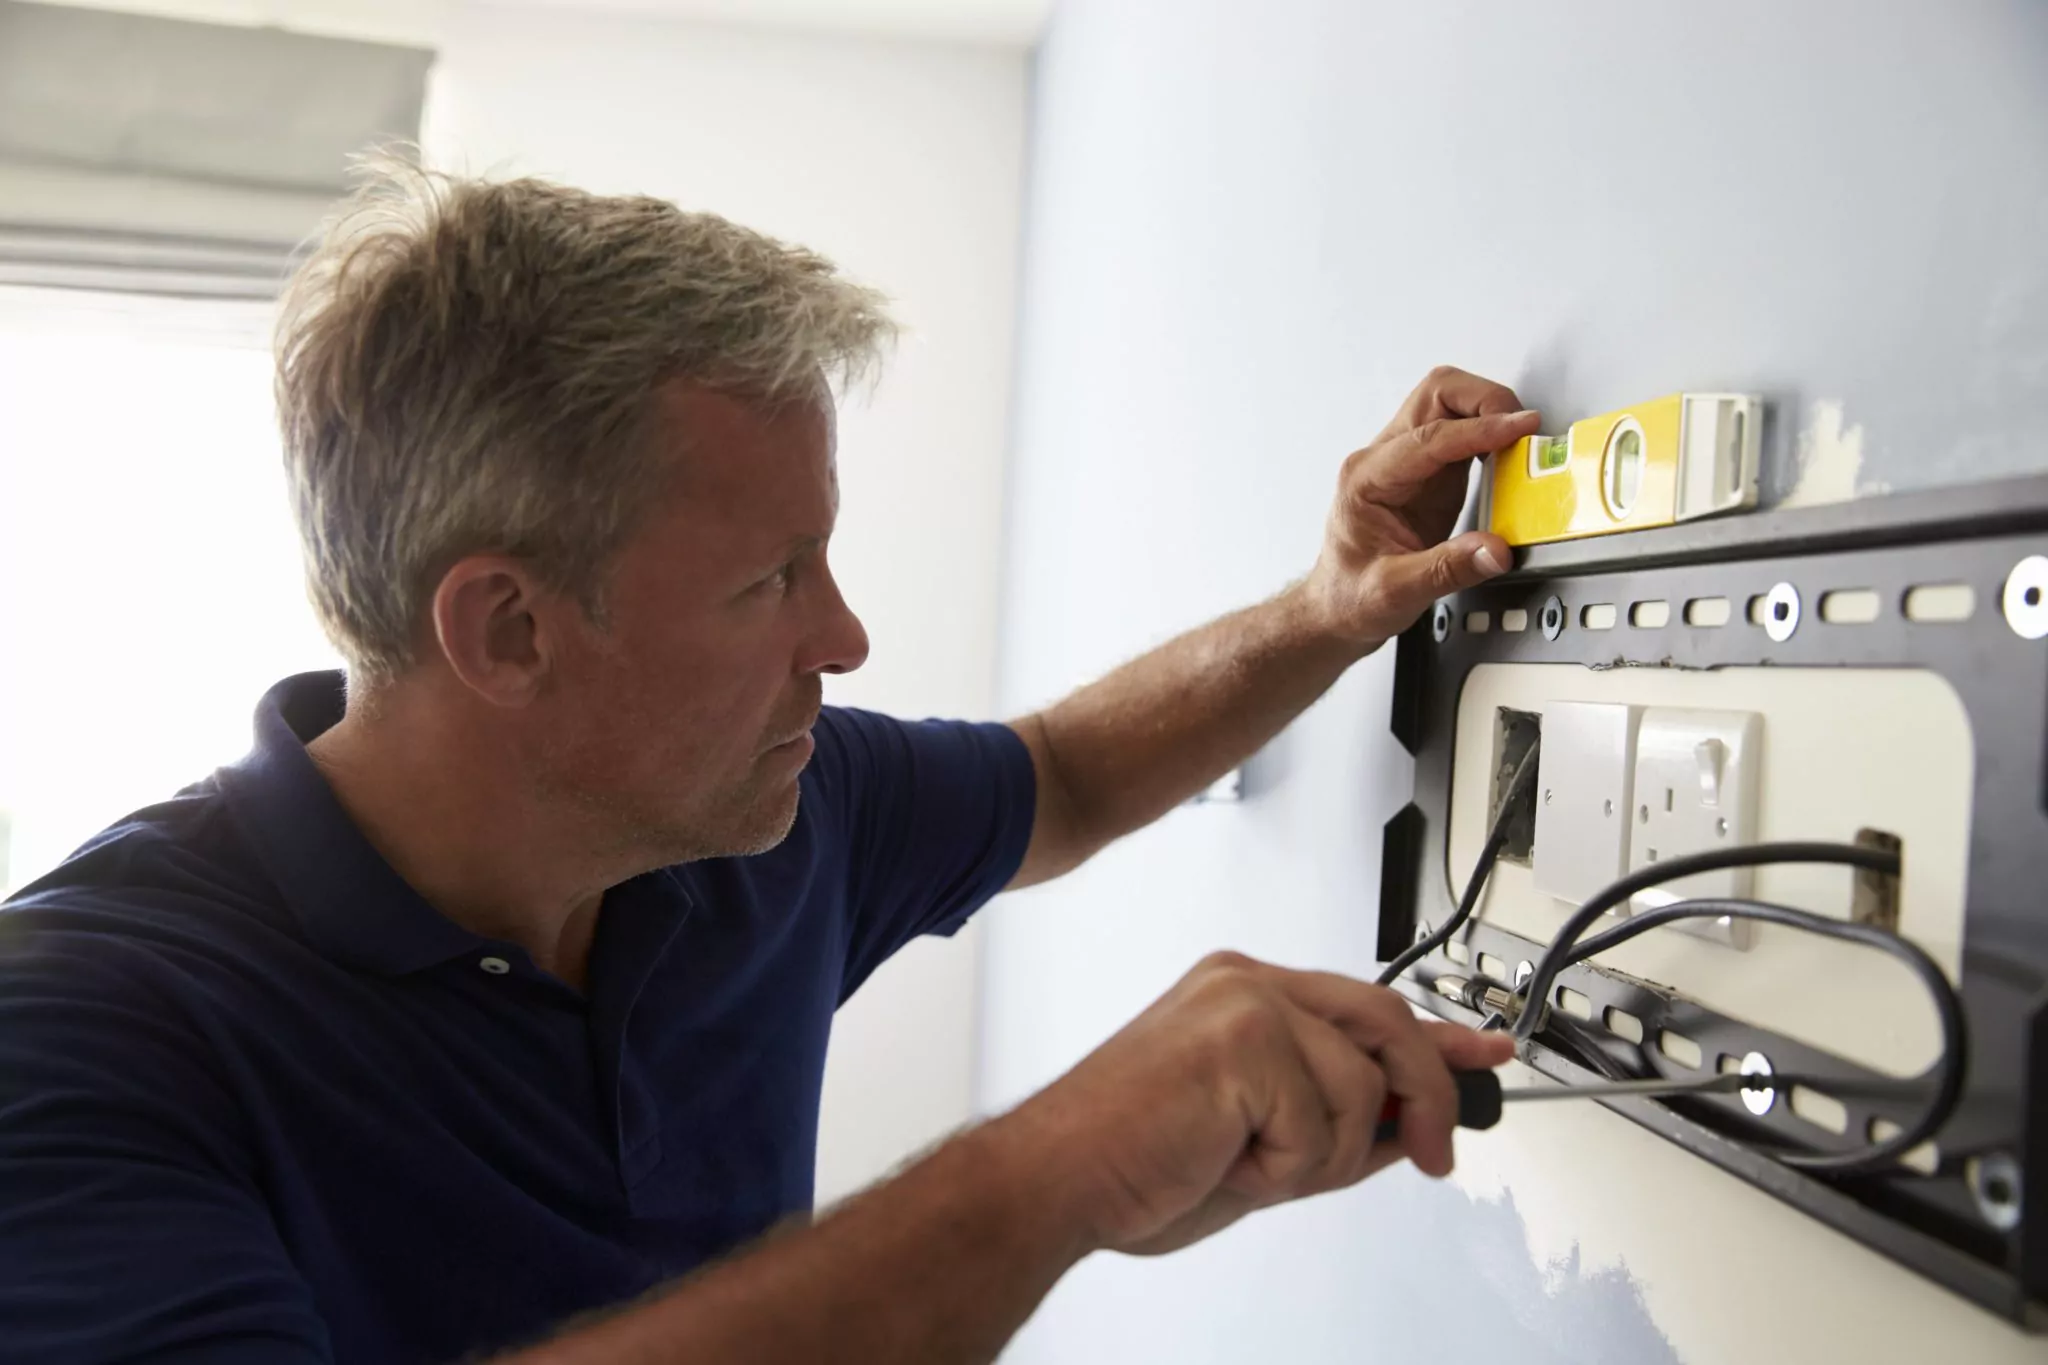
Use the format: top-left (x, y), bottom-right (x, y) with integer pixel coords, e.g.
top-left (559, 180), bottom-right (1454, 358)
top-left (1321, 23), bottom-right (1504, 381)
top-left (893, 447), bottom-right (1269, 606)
top-left (766, 715), bottom-right (820, 752)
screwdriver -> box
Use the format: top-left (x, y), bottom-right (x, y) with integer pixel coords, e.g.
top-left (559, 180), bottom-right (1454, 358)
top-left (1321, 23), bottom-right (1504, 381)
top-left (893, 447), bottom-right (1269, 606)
top-left (1373, 1070), bottom-right (1767, 1143)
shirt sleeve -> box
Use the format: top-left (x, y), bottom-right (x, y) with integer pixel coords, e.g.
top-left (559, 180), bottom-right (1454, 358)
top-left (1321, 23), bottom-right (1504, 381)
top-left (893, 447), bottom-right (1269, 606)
top-left (806, 707), bottom-right (1037, 1000)
top-left (0, 918), bottom-right (332, 1364)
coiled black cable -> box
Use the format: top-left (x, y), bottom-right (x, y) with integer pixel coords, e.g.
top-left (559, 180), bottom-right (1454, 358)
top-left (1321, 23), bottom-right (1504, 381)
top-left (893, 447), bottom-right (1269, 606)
top-left (1510, 842), bottom-right (1900, 1045)
top-left (1503, 842), bottom-right (1965, 1177)
top-left (1380, 811), bottom-right (1963, 1176)
top-left (1541, 892), bottom-right (1965, 1176)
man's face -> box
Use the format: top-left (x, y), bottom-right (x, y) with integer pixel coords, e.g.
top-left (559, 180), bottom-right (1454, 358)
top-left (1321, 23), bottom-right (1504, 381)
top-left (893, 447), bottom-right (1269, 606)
top-left (530, 380), bottom-right (869, 865)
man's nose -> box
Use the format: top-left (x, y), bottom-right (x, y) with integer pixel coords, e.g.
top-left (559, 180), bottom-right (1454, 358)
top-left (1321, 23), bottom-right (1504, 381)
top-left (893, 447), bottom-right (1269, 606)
top-left (809, 570), bottom-right (869, 676)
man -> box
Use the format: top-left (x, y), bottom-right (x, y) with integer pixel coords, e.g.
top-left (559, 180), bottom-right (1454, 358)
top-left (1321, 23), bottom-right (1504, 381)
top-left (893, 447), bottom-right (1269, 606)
top-left (0, 163), bottom-right (1534, 1364)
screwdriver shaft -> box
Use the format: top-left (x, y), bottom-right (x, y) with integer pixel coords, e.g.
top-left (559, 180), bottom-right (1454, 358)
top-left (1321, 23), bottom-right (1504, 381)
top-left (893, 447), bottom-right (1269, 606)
top-left (1501, 1072), bottom-right (1757, 1103)
top-left (1374, 1069), bottom-right (1763, 1145)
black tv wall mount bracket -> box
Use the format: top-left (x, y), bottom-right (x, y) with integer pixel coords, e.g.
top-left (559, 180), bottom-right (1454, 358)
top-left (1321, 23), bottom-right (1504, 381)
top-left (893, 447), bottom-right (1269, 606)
top-left (1381, 473), bottom-right (2048, 1327)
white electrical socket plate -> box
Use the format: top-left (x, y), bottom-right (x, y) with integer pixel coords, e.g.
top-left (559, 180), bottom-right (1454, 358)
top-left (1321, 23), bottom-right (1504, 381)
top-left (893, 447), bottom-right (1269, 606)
top-left (1626, 707), bottom-right (1763, 945)
top-left (1532, 701), bottom-right (1640, 906)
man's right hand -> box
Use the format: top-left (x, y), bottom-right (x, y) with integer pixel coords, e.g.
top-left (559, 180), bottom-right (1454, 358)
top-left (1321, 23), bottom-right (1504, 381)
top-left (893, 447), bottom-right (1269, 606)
top-left (994, 951), bottom-right (1517, 1256)
top-left (505, 952), bottom-right (1515, 1364)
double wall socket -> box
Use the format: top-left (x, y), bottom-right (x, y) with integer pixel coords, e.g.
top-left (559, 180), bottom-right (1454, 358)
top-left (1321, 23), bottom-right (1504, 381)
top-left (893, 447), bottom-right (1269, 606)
top-left (1530, 701), bottom-right (1763, 948)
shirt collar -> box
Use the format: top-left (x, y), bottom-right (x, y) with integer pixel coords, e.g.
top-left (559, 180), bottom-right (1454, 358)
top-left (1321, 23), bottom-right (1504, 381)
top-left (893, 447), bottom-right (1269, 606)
top-left (216, 671), bottom-right (488, 976)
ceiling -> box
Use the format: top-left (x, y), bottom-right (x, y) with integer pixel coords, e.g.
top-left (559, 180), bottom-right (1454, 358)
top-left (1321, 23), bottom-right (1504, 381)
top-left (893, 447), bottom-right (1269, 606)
top-left (27, 0), bottom-right (1053, 48)
top-left (482, 0), bottom-right (1052, 45)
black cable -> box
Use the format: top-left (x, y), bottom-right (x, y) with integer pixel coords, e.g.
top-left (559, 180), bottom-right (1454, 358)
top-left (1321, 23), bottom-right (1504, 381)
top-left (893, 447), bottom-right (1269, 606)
top-left (1534, 1009), bottom-right (1639, 1083)
top-left (1546, 895), bottom-right (1965, 1177)
top-left (1511, 842), bottom-right (1899, 1045)
top-left (1379, 774), bottom-right (1954, 1175)
top-left (1375, 738), bottom-right (1539, 987)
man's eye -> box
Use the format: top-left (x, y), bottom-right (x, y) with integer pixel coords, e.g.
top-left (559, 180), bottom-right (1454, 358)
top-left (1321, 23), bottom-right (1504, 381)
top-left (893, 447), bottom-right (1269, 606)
top-left (761, 564), bottom-right (795, 593)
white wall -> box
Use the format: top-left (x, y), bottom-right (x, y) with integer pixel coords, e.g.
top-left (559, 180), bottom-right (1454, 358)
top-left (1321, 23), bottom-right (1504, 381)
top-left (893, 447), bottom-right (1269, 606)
top-left (985, 1), bottom-right (2048, 1362)
top-left (419, 6), bottom-right (1027, 1204)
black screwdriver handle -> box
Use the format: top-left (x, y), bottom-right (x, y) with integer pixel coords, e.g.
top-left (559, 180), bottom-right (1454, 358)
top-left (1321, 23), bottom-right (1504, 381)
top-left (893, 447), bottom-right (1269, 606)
top-left (1372, 1069), bottom-right (1505, 1144)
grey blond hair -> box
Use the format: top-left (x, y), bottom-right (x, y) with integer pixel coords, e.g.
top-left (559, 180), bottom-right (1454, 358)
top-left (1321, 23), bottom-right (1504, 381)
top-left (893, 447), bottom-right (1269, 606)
top-left (275, 153), bottom-right (896, 688)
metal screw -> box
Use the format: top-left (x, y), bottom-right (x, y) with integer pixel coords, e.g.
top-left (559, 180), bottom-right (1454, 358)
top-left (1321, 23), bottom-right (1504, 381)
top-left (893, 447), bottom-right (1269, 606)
top-left (1513, 961), bottom-right (1535, 989)
top-left (1415, 921), bottom-right (1433, 945)
top-left (1969, 1153), bottom-right (2023, 1232)
top-left (1541, 594), bottom-right (1566, 641)
top-left (1603, 798), bottom-right (1614, 817)
top-left (1433, 604), bottom-right (1453, 642)
top-left (1762, 582), bottom-right (1801, 643)
top-left (2003, 556), bottom-right (2048, 640)
top-left (1543, 788), bottom-right (1554, 805)
top-left (1716, 817), bottom-right (1729, 837)
top-left (1739, 1052), bottom-right (1776, 1115)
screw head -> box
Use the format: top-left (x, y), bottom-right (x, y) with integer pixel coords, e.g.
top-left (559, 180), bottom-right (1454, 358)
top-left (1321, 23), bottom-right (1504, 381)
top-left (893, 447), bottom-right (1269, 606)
top-left (2003, 556), bottom-right (2048, 640)
top-left (1739, 1052), bottom-right (1776, 1115)
top-left (1763, 583), bottom-right (1800, 643)
top-left (1513, 960), bottom-right (1535, 989)
top-left (1540, 595), bottom-right (1566, 641)
top-left (1433, 604), bottom-right (1453, 642)
top-left (1969, 1153), bottom-right (2023, 1231)
top-left (1415, 921), bottom-right (1433, 945)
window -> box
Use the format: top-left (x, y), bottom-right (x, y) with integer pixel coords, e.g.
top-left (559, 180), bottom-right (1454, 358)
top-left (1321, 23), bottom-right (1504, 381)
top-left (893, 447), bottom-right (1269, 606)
top-left (0, 289), bottom-right (338, 896)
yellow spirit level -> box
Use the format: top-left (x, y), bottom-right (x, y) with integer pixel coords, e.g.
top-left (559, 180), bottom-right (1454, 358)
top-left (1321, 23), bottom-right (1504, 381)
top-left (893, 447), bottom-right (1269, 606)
top-left (1483, 393), bottom-right (1761, 548)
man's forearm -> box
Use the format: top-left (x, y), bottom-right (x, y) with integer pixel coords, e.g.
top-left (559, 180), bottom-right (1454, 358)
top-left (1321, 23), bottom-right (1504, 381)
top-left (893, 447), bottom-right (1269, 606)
top-left (1010, 581), bottom-right (1363, 885)
top-left (504, 1114), bottom-right (1095, 1365)
top-left (1004, 371), bottom-right (1528, 889)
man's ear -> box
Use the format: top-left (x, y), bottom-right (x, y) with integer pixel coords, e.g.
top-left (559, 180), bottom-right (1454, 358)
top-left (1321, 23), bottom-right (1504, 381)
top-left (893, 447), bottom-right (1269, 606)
top-left (428, 555), bottom-right (553, 706)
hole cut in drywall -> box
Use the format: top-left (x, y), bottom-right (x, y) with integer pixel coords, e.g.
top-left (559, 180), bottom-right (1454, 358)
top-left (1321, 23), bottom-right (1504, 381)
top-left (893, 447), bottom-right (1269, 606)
top-left (1851, 828), bottom-right (1903, 932)
top-left (1820, 589), bottom-right (1882, 624)
top-left (1685, 597), bottom-right (1732, 627)
top-left (1604, 1007), bottom-right (1645, 1043)
top-left (1630, 600), bottom-right (1671, 628)
top-left (1904, 584), bottom-right (1974, 622)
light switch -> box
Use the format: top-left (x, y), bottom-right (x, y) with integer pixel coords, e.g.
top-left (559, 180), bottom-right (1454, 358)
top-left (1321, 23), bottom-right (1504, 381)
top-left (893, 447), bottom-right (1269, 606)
top-left (1628, 707), bottom-right (1763, 944)
top-left (1533, 702), bottom-right (1641, 905)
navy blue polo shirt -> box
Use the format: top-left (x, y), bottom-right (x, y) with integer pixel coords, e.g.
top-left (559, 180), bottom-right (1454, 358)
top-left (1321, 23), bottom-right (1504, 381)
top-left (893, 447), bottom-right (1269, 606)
top-left (0, 672), bottom-right (1035, 1364)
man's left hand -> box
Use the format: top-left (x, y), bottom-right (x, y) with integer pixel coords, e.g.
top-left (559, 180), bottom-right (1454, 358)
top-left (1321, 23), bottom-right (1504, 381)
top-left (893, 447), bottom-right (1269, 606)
top-left (1302, 366), bottom-right (1541, 652)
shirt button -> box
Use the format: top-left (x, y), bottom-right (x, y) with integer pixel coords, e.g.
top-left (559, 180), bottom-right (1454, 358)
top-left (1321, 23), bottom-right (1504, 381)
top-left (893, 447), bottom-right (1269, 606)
top-left (479, 956), bottom-right (512, 975)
